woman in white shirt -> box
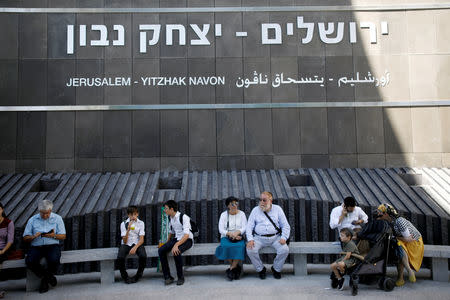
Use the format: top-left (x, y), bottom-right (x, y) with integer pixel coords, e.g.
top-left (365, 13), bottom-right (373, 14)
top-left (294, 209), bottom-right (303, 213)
top-left (215, 196), bottom-right (247, 281)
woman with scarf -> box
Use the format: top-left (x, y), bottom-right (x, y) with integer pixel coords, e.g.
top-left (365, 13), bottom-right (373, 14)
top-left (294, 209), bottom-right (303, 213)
top-left (377, 203), bottom-right (424, 286)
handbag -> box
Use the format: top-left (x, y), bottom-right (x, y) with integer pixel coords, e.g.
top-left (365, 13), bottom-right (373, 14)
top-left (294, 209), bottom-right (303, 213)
top-left (7, 249), bottom-right (24, 260)
top-left (263, 211), bottom-right (290, 245)
top-left (227, 236), bottom-right (244, 243)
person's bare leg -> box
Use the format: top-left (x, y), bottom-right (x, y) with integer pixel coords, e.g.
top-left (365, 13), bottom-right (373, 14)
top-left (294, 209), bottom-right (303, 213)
top-left (331, 262), bottom-right (341, 279)
top-left (230, 259), bottom-right (239, 269)
top-left (396, 263), bottom-right (405, 286)
top-left (401, 254), bottom-right (416, 282)
top-left (337, 262), bottom-right (346, 275)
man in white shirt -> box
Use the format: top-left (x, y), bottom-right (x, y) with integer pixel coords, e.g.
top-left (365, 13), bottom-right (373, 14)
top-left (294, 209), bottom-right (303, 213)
top-left (158, 200), bottom-right (193, 286)
top-left (117, 205), bottom-right (146, 283)
top-left (246, 191), bottom-right (290, 280)
top-left (329, 196), bottom-right (368, 234)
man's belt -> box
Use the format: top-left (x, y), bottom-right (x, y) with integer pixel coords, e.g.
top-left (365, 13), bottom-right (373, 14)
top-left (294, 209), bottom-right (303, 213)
top-left (256, 233), bottom-right (278, 237)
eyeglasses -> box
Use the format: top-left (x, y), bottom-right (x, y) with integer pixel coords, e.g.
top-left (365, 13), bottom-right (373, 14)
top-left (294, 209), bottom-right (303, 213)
top-left (259, 198), bottom-right (269, 203)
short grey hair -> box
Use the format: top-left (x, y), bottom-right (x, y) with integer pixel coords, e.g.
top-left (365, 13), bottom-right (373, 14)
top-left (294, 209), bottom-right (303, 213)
top-left (38, 199), bottom-right (53, 211)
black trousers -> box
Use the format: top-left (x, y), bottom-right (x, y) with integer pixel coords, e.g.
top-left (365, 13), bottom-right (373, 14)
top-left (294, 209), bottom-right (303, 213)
top-left (158, 238), bottom-right (192, 279)
top-left (25, 244), bottom-right (61, 279)
top-left (117, 244), bottom-right (147, 278)
top-left (0, 252), bottom-right (8, 264)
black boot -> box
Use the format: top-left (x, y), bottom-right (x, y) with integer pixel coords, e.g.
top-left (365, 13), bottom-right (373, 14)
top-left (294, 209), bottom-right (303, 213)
top-left (226, 268), bottom-right (234, 281)
top-left (233, 265), bottom-right (242, 280)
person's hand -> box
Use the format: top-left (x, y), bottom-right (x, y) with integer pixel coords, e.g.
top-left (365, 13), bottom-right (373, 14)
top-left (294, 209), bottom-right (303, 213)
top-left (279, 238), bottom-right (286, 245)
top-left (172, 244), bottom-right (180, 256)
top-left (247, 240), bottom-right (255, 249)
top-left (34, 232), bottom-right (42, 239)
top-left (402, 235), bottom-right (415, 243)
top-left (129, 246), bottom-right (137, 255)
top-left (352, 220), bottom-right (363, 225)
top-left (0, 249), bottom-right (4, 255)
top-left (235, 235), bottom-right (242, 241)
top-left (341, 207), bottom-right (348, 217)
top-left (42, 229), bottom-right (55, 238)
top-left (127, 221), bottom-right (133, 231)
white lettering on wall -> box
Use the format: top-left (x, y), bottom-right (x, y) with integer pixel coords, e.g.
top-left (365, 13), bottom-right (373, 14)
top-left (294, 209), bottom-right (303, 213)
top-left (139, 24), bottom-right (161, 53)
top-left (261, 24), bottom-right (282, 45)
top-left (66, 17), bottom-right (390, 54)
top-left (90, 25), bottom-right (109, 46)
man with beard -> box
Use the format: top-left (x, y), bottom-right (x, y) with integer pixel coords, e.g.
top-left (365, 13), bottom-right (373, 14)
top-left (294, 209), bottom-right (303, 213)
top-left (246, 191), bottom-right (290, 279)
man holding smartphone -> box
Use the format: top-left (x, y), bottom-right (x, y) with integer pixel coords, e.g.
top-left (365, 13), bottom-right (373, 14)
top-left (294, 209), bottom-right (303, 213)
top-left (329, 196), bottom-right (368, 234)
top-left (23, 199), bottom-right (66, 294)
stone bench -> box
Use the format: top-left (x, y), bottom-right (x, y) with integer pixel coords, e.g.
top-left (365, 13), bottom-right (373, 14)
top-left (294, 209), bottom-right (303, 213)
top-left (1, 242), bottom-right (449, 291)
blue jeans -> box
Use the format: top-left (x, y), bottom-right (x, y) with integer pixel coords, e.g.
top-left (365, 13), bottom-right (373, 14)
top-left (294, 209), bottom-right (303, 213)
top-left (25, 244), bottom-right (61, 279)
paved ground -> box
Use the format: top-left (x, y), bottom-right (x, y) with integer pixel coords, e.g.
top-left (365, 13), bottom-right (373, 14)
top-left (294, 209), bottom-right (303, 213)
top-left (1, 264), bottom-right (449, 300)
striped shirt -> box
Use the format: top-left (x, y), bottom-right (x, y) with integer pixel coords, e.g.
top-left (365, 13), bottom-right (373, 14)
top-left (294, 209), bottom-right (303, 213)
top-left (393, 217), bottom-right (421, 241)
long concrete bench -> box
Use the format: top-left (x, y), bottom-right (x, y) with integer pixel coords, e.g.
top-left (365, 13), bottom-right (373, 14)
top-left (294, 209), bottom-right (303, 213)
top-left (2, 242), bottom-right (449, 291)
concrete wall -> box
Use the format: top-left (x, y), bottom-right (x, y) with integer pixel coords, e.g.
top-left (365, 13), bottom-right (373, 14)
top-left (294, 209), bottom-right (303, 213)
top-left (0, 1), bottom-right (449, 173)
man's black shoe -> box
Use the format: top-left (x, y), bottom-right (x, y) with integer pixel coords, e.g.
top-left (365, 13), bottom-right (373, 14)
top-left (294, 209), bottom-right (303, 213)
top-left (164, 276), bottom-right (174, 285)
top-left (258, 267), bottom-right (266, 280)
top-left (131, 272), bottom-right (143, 283)
top-left (39, 279), bottom-right (49, 294)
top-left (226, 268), bottom-right (233, 281)
top-left (120, 271), bottom-right (129, 283)
top-left (176, 278), bottom-right (185, 285)
top-left (125, 277), bottom-right (133, 284)
top-left (48, 275), bottom-right (57, 287)
top-left (271, 266), bottom-right (281, 279)
top-left (337, 278), bottom-right (345, 290)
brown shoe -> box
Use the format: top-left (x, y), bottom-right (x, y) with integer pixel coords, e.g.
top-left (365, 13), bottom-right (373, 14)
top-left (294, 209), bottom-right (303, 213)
top-left (165, 277), bottom-right (174, 285)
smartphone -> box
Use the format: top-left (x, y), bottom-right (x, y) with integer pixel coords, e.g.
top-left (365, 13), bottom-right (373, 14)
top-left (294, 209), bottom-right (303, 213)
top-left (42, 229), bottom-right (54, 235)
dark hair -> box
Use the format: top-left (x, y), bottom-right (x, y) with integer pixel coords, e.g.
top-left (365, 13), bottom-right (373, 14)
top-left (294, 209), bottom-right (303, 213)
top-left (343, 196), bottom-right (356, 208)
top-left (340, 228), bottom-right (353, 238)
top-left (0, 202), bottom-right (5, 218)
top-left (164, 200), bottom-right (178, 212)
top-left (225, 196), bottom-right (239, 206)
top-left (127, 205), bottom-right (138, 215)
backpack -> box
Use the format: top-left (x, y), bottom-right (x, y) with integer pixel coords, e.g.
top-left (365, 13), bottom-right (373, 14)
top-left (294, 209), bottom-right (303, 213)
top-left (171, 212), bottom-right (199, 240)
